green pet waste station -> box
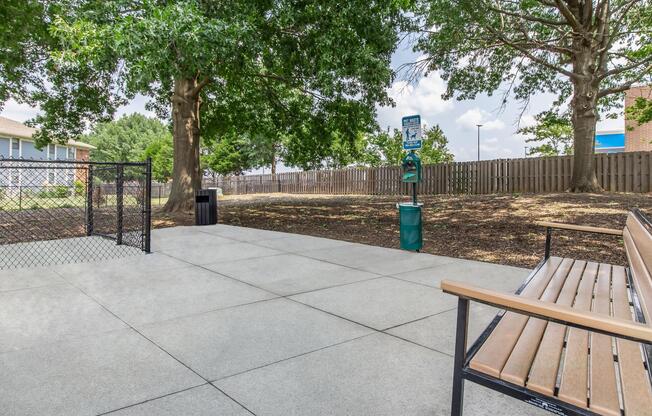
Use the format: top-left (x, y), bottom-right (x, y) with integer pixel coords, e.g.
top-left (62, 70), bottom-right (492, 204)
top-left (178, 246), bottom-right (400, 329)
top-left (399, 151), bottom-right (423, 251)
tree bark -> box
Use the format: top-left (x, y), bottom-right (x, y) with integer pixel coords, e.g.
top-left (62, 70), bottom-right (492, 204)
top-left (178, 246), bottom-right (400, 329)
top-left (569, 44), bottom-right (602, 192)
top-left (163, 77), bottom-right (202, 212)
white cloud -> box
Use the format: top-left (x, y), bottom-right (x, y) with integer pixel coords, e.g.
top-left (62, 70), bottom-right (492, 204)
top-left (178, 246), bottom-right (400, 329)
top-left (376, 72), bottom-right (453, 130)
top-left (0, 99), bottom-right (40, 123)
top-left (455, 108), bottom-right (505, 131)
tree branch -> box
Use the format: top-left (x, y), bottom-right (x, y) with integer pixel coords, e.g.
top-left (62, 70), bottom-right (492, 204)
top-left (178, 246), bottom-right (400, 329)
top-left (190, 77), bottom-right (211, 97)
top-left (597, 63), bottom-right (652, 98)
top-left (599, 55), bottom-right (652, 80)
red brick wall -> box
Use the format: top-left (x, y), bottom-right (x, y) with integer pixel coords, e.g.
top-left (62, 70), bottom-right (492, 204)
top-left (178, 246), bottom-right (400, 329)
top-left (625, 86), bottom-right (652, 152)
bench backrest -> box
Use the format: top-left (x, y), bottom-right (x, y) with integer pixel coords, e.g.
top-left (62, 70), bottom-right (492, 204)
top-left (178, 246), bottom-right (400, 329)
top-left (623, 210), bottom-right (652, 322)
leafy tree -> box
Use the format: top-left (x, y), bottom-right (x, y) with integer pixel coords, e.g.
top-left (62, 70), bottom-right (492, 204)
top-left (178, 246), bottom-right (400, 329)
top-left (362, 125), bottom-right (453, 166)
top-left (363, 129), bottom-right (405, 166)
top-left (84, 113), bottom-right (171, 163)
top-left (143, 136), bottom-right (174, 182)
top-left (520, 112), bottom-right (573, 156)
top-left (410, 1), bottom-right (652, 191)
top-left (419, 125), bottom-right (455, 164)
top-left (10, 1), bottom-right (403, 211)
top-left (626, 97), bottom-right (652, 125)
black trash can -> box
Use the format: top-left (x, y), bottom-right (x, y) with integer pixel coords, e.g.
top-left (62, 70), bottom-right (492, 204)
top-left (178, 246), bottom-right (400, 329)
top-left (195, 189), bottom-right (218, 225)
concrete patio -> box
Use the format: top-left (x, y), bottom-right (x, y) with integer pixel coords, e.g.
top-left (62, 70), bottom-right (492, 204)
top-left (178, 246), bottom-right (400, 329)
top-left (0, 225), bottom-right (547, 415)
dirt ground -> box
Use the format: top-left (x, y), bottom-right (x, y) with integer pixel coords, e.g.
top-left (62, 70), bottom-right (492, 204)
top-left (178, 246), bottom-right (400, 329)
top-left (152, 192), bottom-right (652, 269)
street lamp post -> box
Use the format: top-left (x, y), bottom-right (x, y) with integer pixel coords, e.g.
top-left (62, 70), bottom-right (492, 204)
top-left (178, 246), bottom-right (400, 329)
top-left (476, 124), bottom-right (483, 161)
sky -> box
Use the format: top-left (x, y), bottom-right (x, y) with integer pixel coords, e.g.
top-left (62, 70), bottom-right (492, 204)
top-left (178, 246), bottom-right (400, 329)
top-left (1, 41), bottom-right (624, 169)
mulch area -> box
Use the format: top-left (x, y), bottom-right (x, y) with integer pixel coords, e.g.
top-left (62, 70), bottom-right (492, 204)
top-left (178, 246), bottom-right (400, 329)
top-left (152, 192), bottom-right (652, 269)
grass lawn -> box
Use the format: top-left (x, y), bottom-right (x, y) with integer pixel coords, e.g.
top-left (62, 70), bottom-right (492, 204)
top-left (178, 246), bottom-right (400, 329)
top-left (152, 192), bottom-right (651, 268)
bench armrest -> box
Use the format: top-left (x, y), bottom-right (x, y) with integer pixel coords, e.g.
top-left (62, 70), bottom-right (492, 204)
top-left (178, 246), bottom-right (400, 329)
top-left (536, 221), bottom-right (623, 236)
top-left (441, 280), bottom-right (652, 344)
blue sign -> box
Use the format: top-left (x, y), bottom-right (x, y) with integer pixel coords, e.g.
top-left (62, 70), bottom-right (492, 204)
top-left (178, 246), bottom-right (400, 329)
top-left (402, 115), bottom-right (422, 150)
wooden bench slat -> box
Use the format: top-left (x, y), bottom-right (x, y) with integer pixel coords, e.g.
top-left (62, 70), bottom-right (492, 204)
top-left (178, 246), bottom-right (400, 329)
top-left (612, 265), bottom-right (652, 416)
top-left (526, 260), bottom-right (587, 395)
top-left (469, 257), bottom-right (564, 377)
top-left (624, 227), bottom-right (652, 323)
top-left (557, 262), bottom-right (599, 409)
top-left (588, 264), bottom-right (620, 416)
top-left (500, 258), bottom-right (576, 386)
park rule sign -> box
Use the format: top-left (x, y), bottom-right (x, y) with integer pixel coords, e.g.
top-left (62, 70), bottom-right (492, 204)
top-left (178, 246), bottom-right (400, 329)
top-left (402, 115), bottom-right (422, 150)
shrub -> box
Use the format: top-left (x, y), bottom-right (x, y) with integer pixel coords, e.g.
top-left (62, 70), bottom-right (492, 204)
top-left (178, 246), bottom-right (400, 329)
top-left (74, 180), bottom-right (85, 197)
top-left (38, 186), bottom-right (70, 199)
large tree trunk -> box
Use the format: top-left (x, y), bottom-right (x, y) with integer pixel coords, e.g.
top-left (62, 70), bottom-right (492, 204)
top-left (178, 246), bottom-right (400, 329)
top-left (163, 77), bottom-right (202, 212)
top-left (569, 47), bottom-right (602, 192)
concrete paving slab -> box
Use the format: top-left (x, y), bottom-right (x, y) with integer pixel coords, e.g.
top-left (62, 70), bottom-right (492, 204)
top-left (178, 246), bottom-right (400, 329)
top-left (0, 266), bottom-right (65, 292)
top-left (255, 234), bottom-right (354, 253)
top-left (53, 252), bottom-right (189, 280)
top-left (151, 232), bottom-right (234, 252)
top-left (63, 265), bottom-right (276, 326)
top-left (301, 243), bottom-right (456, 275)
top-left (141, 298), bottom-right (372, 380)
top-left (199, 225), bottom-right (291, 242)
top-left (0, 284), bottom-right (127, 353)
top-left (0, 235), bottom-right (143, 269)
top-left (204, 253), bottom-right (379, 295)
top-left (216, 332), bottom-right (545, 416)
top-left (387, 301), bottom-right (500, 356)
top-left (291, 277), bottom-right (457, 330)
top-left (0, 328), bottom-right (204, 416)
top-left (161, 241), bottom-right (283, 266)
top-left (391, 258), bottom-right (530, 292)
top-left (105, 384), bottom-right (250, 416)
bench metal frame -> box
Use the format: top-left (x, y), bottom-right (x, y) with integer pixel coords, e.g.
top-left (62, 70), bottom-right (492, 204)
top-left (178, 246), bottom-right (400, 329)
top-left (451, 210), bottom-right (652, 416)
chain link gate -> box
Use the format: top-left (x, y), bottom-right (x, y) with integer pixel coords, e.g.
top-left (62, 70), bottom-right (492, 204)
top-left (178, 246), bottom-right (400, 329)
top-left (0, 158), bottom-right (152, 269)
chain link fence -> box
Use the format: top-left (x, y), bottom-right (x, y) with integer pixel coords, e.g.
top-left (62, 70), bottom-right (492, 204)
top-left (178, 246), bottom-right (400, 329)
top-left (0, 158), bottom-right (151, 269)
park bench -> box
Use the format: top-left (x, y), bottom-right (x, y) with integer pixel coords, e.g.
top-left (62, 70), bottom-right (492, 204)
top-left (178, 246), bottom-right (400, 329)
top-left (441, 209), bottom-right (652, 416)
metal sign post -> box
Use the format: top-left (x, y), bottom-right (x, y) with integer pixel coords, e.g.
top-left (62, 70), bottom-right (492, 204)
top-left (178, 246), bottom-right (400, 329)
top-left (399, 115), bottom-right (423, 252)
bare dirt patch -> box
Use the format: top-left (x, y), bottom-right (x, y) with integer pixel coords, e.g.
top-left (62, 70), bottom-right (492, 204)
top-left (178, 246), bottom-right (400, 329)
top-left (152, 192), bottom-right (652, 268)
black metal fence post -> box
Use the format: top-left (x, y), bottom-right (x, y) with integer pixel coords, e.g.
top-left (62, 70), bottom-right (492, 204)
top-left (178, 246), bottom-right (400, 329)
top-left (116, 164), bottom-right (124, 245)
top-left (451, 298), bottom-right (469, 416)
top-left (144, 157), bottom-right (152, 253)
top-left (86, 164), bottom-right (94, 236)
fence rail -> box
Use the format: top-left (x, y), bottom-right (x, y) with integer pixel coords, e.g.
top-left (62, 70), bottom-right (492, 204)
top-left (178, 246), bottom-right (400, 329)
top-left (209, 152), bottom-right (652, 196)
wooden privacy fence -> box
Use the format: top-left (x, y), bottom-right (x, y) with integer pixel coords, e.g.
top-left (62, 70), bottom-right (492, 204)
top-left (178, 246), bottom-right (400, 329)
top-left (210, 151), bottom-right (652, 196)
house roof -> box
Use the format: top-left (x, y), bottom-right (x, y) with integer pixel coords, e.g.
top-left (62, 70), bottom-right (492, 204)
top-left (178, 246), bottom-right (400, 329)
top-left (0, 116), bottom-right (96, 150)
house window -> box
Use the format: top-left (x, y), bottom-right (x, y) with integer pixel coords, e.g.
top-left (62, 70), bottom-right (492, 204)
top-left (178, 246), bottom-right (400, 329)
top-left (11, 139), bottom-right (19, 158)
top-left (67, 147), bottom-right (76, 160)
top-left (48, 144), bottom-right (56, 160)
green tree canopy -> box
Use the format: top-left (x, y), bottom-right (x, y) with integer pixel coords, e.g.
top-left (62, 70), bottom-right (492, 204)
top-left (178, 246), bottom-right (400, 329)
top-left (3, 1), bottom-right (405, 211)
top-left (363, 125), bottom-right (454, 166)
top-left (410, 0), bottom-right (652, 191)
top-left (520, 112), bottom-right (573, 156)
top-left (84, 113), bottom-right (170, 162)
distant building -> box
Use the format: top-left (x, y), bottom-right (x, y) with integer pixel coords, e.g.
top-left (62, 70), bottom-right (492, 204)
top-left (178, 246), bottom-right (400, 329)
top-left (624, 85), bottom-right (652, 152)
top-left (592, 86), bottom-right (652, 154)
top-left (0, 116), bottom-right (94, 161)
top-left (595, 129), bottom-right (625, 153)
top-left (0, 116), bottom-right (95, 188)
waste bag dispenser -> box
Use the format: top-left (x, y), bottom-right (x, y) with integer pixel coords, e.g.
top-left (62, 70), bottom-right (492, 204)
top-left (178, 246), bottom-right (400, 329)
top-left (195, 189), bottom-right (218, 226)
top-left (399, 151), bottom-right (423, 251)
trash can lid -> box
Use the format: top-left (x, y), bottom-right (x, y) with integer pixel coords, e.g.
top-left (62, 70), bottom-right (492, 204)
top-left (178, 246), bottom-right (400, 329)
top-left (398, 202), bottom-right (424, 207)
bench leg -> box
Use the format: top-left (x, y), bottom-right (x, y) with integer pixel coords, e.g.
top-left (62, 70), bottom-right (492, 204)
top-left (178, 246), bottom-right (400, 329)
top-left (451, 298), bottom-right (469, 416)
top-left (544, 227), bottom-right (552, 260)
